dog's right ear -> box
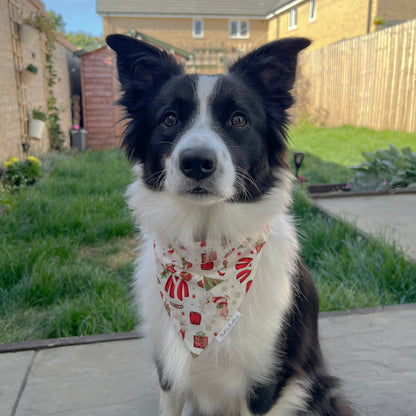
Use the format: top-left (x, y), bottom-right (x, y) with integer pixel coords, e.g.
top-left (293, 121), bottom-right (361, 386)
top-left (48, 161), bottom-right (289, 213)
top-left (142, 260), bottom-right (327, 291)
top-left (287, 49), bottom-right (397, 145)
top-left (106, 34), bottom-right (184, 91)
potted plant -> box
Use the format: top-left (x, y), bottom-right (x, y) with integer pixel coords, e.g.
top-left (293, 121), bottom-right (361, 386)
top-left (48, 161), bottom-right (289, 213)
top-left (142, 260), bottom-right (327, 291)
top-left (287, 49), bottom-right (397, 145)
top-left (70, 123), bottom-right (87, 150)
top-left (20, 64), bottom-right (38, 85)
top-left (19, 19), bottom-right (38, 46)
top-left (28, 108), bottom-right (47, 140)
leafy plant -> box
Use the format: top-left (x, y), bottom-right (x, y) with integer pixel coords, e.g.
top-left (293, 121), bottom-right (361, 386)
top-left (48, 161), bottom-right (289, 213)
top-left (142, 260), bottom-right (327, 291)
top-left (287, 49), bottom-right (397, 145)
top-left (1, 156), bottom-right (43, 188)
top-left (348, 145), bottom-right (416, 192)
top-left (64, 31), bottom-right (103, 48)
top-left (26, 64), bottom-right (38, 74)
top-left (47, 96), bottom-right (65, 150)
top-left (0, 184), bottom-right (15, 211)
top-left (31, 108), bottom-right (47, 121)
top-left (32, 12), bottom-right (65, 151)
top-left (374, 16), bottom-right (387, 26)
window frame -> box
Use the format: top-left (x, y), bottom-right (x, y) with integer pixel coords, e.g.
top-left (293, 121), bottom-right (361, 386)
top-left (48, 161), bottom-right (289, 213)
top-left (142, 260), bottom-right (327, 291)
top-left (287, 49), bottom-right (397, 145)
top-left (309, 0), bottom-right (317, 22)
top-left (288, 7), bottom-right (298, 30)
top-left (229, 20), bottom-right (250, 39)
top-left (192, 19), bottom-right (204, 38)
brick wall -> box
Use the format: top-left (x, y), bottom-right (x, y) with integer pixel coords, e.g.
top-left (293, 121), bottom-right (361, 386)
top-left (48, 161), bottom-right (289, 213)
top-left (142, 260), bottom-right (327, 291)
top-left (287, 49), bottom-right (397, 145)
top-left (271, 0), bottom-right (416, 49)
top-left (0, 0), bottom-right (74, 163)
top-left (102, 1), bottom-right (416, 56)
top-left (376, 0), bottom-right (416, 23)
top-left (0, 0), bottom-right (21, 161)
top-left (23, 21), bottom-right (49, 157)
top-left (103, 16), bottom-right (269, 52)
top-left (275, 0), bottom-right (372, 50)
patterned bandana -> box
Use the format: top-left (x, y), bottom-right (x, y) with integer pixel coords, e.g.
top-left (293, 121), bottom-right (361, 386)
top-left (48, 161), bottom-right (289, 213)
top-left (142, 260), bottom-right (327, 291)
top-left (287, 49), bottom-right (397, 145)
top-left (154, 231), bottom-right (269, 357)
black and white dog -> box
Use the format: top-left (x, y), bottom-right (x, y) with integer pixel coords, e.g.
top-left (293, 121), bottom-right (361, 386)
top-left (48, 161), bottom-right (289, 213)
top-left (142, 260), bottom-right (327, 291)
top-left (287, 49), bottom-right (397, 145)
top-left (107, 34), bottom-right (353, 416)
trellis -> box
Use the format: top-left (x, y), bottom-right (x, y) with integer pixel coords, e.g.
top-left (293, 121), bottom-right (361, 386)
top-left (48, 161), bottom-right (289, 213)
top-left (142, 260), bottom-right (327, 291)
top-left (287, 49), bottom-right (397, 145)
top-left (186, 49), bottom-right (228, 74)
top-left (7, 0), bottom-right (50, 155)
top-left (8, 0), bottom-right (29, 153)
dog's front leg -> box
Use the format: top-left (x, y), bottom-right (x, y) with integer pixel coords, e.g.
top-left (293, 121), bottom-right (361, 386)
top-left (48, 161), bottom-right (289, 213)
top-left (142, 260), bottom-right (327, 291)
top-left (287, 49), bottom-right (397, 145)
top-left (159, 390), bottom-right (184, 416)
top-left (240, 399), bottom-right (254, 416)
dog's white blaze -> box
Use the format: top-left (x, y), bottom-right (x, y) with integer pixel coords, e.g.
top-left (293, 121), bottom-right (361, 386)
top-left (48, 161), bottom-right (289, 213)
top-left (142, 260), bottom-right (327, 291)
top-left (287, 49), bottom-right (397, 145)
top-left (196, 75), bottom-right (218, 125)
top-left (164, 75), bottom-right (236, 202)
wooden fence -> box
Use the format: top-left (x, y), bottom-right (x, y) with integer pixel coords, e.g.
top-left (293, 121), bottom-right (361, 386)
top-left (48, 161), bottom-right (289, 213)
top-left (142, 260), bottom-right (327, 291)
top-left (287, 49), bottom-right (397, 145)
top-left (296, 20), bottom-right (416, 133)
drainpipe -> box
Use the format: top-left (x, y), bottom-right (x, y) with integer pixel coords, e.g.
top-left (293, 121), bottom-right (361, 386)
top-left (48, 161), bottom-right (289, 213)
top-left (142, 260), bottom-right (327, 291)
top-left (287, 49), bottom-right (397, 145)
top-left (366, 0), bottom-right (373, 34)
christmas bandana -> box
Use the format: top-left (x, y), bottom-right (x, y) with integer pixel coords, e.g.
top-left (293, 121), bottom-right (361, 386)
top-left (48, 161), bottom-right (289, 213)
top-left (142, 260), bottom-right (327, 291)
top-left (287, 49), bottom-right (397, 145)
top-left (154, 232), bottom-right (268, 357)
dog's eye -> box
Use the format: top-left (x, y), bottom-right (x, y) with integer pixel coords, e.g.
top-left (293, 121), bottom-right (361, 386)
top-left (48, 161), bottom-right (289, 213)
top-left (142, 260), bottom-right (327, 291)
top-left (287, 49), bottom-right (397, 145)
top-left (163, 113), bottom-right (178, 127)
top-left (230, 113), bottom-right (247, 127)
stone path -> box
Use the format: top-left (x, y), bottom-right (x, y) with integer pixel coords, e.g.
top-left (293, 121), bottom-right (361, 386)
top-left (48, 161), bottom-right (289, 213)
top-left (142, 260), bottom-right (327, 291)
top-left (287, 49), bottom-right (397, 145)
top-left (313, 193), bottom-right (416, 261)
top-left (1, 305), bottom-right (415, 415)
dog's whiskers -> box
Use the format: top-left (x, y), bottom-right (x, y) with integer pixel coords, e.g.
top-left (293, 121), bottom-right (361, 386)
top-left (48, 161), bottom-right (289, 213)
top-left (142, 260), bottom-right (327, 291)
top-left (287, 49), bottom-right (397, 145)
top-left (234, 167), bottom-right (261, 201)
top-left (146, 169), bottom-right (166, 191)
top-left (232, 176), bottom-right (251, 202)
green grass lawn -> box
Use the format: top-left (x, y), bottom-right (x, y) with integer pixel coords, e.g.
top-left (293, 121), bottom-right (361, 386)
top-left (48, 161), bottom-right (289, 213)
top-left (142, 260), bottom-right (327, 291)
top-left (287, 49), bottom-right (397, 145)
top-left (290, 124), bottom-right (416, 184)
top-left (292, 187), bottom-right (416, 310)
top-left (0, 150), bottom-right (139, 343)
top-left (1, 127), bottom-right (415, 343)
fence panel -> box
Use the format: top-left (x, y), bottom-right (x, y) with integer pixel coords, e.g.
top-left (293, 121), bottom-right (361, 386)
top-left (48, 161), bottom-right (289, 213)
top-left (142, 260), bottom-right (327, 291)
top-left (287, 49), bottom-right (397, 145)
top-left (297, 20), bottom-right (416, 133)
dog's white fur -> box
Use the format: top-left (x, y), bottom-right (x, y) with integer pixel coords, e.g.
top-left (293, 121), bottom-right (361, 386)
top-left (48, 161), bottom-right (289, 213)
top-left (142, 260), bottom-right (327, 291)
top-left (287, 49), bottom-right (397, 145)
top-left (127, 76), bottom-right (306, 415)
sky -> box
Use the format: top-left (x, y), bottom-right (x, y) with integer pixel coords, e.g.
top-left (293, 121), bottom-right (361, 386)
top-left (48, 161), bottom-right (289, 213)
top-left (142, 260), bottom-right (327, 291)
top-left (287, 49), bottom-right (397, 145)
top-left (42, 0), bottom-right (103, 37)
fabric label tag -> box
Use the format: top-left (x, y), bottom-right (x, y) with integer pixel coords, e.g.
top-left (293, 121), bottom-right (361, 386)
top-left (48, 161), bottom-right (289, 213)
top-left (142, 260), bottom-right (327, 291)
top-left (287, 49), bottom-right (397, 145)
top-left (215, 311), bottom-right (242, 343)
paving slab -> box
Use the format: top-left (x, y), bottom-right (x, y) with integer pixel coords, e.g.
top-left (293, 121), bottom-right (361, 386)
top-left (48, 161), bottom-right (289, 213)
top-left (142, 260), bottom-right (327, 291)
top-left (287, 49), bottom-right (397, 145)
top-left (0, 350), bottom-right (34, 415)
top-left (2, 305), bottom-right (415, 416)
top-left (320, 305), bottom-right (416, 416)
top-left (14, 339), bottom-right (159, 416)
top-left (313, 194), bottom-right (416, 261)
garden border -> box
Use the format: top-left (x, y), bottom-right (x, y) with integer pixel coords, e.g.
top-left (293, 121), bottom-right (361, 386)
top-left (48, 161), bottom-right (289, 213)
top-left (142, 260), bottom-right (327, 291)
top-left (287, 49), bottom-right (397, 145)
top-left (0, 330), bottom-right (142, 354)
top-left (1, 304), bottom-right (415, 354)
top-left (308, 185), bottom-right (416, 200)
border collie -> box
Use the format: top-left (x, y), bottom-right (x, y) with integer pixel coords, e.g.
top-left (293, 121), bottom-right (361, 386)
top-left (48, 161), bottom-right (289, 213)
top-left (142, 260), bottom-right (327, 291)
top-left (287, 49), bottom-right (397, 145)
top-left (106, 34), bottom-right (353, 416)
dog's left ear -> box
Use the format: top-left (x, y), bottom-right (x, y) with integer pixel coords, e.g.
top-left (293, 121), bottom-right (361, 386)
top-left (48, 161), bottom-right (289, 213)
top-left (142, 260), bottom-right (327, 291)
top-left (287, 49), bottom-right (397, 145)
top-left (229, 38), bottom-right (310, 107)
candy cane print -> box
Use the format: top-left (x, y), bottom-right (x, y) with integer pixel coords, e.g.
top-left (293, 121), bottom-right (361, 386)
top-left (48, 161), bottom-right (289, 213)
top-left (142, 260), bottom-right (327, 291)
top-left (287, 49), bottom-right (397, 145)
top-left (235, 257), bottom-right (253, 270)
top-left (165, 275), bottom-right (176, 298)
top-left (177, 279), bottom-right (189, 301)
top-left (236, 269), bottom-right (251, 283)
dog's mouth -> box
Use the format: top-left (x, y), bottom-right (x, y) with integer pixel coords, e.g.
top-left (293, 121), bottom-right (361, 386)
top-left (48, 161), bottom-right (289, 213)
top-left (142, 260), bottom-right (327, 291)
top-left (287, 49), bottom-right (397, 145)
top-left (181, 184), bottom-right (227, 204)
top-left (190, 186), bottom-right (211, 195)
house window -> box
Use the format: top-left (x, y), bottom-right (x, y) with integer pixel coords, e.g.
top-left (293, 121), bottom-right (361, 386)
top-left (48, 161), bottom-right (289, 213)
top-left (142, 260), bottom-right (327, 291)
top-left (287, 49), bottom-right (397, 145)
top-left (309, 0), bottom-right (317, 22)
top-left (229, 20), bottom-right (250, 38)
top-left (193, 19), bottom-right (204, 38)
top-left (288, 8), bottom-right (297, 30)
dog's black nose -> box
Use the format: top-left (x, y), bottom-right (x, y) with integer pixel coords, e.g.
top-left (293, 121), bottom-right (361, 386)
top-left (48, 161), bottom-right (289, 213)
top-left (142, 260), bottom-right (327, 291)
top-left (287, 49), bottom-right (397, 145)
top-left (179, 147), bottom-right (217, 180)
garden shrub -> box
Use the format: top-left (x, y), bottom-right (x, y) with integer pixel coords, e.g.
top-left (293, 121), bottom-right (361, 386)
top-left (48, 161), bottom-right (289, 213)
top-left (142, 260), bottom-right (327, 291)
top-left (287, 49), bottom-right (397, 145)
top-left (1, 156), bottom-right (43, 188)
top-left (348, 145), bottom-right (416, 192)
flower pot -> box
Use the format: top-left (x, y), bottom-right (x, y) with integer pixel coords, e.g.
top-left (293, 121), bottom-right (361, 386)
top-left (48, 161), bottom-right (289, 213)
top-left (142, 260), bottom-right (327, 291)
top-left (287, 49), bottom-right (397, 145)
top-left (20, 69), bottom-right (36, 85)
top-left (70, 128), bottom-right (87, 150)
top-left (19, 23), bottom-right (38, 46)
top-left (28, 119), bottom-right (46, 140)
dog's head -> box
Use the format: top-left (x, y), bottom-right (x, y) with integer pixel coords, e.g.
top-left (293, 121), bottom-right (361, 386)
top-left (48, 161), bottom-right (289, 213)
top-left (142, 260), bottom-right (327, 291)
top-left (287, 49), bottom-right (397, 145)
top-left (107, 35), bottom-right (310, 207)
